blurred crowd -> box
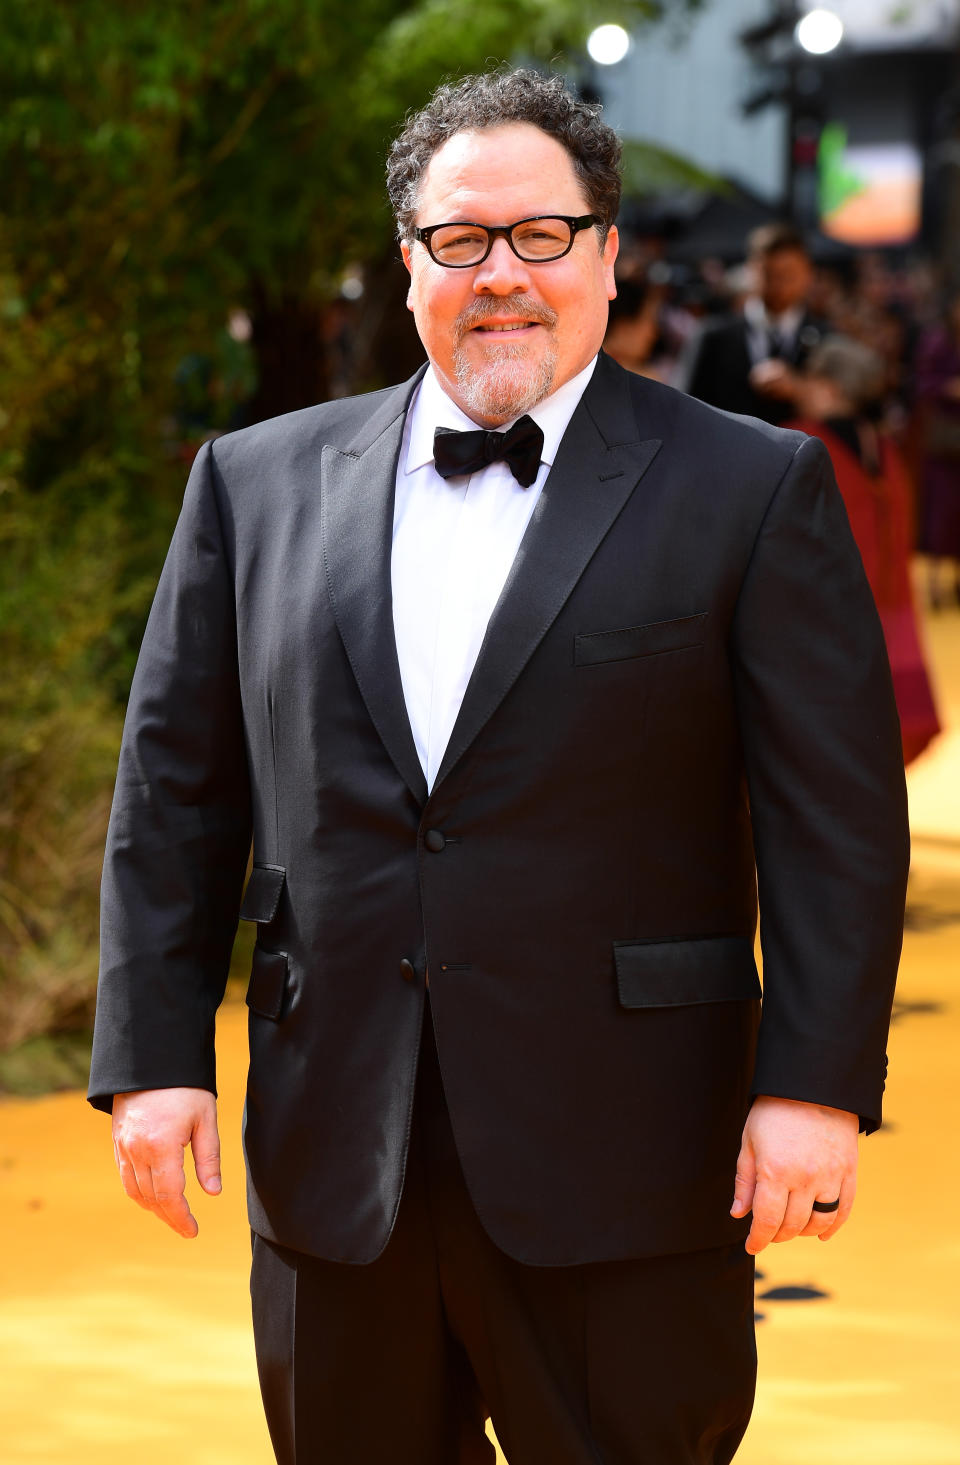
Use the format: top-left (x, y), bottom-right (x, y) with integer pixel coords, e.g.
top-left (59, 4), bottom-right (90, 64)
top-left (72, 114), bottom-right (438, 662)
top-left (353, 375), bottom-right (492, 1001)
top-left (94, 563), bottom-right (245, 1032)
top-left (605, 224), bottom-right (960, 766)
top-left (172, 219), bottom-right (953, 771)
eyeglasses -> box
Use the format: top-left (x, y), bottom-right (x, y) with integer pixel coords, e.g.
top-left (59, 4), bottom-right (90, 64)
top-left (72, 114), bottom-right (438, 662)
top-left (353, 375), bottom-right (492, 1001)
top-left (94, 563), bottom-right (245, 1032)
top-left (414, 214), bottom-right (603, 268)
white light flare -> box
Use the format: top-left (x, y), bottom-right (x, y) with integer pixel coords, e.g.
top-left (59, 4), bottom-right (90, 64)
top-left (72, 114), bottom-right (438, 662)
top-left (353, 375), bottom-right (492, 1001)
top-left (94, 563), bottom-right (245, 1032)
top-left (587, 23), bottom-right (631, 66)
top-left (795, 8), bottom-right (844, 54)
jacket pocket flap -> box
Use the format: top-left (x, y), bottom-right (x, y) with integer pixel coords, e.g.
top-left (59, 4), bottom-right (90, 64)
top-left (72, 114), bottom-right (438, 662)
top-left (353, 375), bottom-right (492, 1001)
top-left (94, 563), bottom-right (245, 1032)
top-left (239, 864), bottom-right (286, 923)
top-left (575, 613), bottom-right (707, 667)
top-left (614, 935), bottom-right (760, 1008)
top-left (246, 947), bottom-right (289, 1020)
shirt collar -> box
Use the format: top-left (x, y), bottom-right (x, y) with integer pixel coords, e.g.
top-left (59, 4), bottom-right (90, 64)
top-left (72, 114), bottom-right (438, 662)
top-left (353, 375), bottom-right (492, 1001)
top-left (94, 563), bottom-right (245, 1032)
top-left (404, 356), bottom-right (599, 476)
top-left (743, 295), bottom-right (805, 339)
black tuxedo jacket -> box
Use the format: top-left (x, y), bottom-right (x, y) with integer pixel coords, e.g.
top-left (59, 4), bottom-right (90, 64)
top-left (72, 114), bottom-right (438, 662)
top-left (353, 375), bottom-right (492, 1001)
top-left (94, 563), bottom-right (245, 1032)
top-left (89, 352), bottom-right (909, 1266)
top-left (685, 311), bottom-right (826, 423)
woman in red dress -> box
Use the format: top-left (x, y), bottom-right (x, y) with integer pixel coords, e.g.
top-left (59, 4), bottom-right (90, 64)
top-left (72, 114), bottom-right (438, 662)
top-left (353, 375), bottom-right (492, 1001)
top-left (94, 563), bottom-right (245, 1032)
top-left (786, 335), bottom-right (940, 765)
top-left (915, 294), bottom-right (960, 607)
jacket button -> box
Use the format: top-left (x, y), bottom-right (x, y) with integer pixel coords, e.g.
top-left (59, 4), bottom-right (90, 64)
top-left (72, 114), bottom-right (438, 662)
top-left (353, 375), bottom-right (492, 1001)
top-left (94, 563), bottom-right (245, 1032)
top-left (424, 829), bottom-right (446, 852)
top-left (399, 958), bottom-right (416, 983)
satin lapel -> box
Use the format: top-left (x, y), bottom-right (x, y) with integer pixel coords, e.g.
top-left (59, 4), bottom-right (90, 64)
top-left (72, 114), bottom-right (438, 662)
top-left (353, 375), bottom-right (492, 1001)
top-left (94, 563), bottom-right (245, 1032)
top-left (320, 372), bottom-right (429, 806)
top-left (433, 355), bottom-right (662, 791)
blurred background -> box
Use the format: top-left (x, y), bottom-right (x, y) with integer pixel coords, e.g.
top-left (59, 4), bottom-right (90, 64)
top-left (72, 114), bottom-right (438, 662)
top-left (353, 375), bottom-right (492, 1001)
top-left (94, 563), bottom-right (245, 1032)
top-left (1, 1), bottom-right (959, 1461)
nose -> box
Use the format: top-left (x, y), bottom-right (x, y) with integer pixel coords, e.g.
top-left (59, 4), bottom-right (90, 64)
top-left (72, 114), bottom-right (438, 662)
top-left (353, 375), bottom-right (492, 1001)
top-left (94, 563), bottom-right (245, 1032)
top-left (472, 235), bottom-right (533, 296)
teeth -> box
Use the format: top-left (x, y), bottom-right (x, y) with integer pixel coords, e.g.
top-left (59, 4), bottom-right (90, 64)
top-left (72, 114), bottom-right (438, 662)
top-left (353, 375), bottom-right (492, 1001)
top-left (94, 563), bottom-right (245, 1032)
top-left (481, 323), bottom-right (530, 331)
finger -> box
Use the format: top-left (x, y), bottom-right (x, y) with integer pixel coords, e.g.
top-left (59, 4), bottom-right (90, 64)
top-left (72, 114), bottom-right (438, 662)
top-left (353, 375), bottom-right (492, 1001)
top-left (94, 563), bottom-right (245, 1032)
top-left (128, 1151), bottom-right (163, 1216)
top-left (149, 1157), bottom-right (198, 1238)
top-left (191, 1108), bottom-right (222, 1195)
top-left (818, 1172), bottom-right (857, 1242)
top-left (798, 1183), bottom-right (844, 1237)
top-left (125, 1141), bottom-right (196, 1238)
top-left (730, 1143), bottom-right (757, 1219)
top-left (745, 1177), bottom-right (790, 1255)
top-left (771, 1184), bottom-right (821, 1243)
top-left (114, 1141), bottom-right (150, 1210)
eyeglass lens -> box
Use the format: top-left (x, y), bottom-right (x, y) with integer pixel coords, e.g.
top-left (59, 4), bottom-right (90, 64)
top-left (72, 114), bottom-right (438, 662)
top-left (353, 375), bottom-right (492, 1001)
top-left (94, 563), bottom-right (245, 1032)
top-left (429, 218), bottom-right (574, 266)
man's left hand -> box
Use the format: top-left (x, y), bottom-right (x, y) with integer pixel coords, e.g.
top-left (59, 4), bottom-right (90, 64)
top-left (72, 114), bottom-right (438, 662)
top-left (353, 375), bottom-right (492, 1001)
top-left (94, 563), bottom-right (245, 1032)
top-left (731, 1095), bottom-right (859, 1253)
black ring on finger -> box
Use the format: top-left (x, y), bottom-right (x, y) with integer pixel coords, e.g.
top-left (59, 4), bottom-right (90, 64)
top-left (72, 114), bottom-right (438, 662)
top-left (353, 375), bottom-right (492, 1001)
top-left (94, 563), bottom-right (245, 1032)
top-left (812, 1198), bottom-right (841, 1213)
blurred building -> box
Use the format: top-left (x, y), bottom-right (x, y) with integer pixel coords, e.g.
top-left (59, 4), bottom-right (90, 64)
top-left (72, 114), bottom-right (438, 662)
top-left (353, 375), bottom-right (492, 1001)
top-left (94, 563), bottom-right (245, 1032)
top-left (598, 0), bottom-right (960, 262)
top-left (599, 0), bottom-right (786, 203)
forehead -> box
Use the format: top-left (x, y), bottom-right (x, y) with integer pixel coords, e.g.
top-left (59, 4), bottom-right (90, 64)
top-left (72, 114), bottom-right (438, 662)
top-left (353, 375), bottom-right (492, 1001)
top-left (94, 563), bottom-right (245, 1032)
top-left (758, 249), bottom-right (809, 272)
top-left (416, 122), bottom-right (588, 224)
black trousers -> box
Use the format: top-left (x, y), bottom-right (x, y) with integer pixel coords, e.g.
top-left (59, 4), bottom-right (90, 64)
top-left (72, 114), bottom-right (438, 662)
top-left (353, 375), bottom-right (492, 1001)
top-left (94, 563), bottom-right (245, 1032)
top-left (250, 1003), bottom-right (757, 1464)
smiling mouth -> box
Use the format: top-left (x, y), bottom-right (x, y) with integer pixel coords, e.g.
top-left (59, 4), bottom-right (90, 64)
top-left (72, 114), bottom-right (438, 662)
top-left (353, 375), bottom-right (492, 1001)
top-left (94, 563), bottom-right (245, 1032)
top-left (473, 321), bottom-right (540, 333)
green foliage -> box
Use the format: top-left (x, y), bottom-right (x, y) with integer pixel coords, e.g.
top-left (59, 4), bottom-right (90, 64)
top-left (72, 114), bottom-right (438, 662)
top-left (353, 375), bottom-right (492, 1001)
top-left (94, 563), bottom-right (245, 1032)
top-left (0, 1031), bottom-right (94, 1097)
top-left (621, 140), bottom-right (729, 197)
top-left (0, 0), bottom-right (705, 1075)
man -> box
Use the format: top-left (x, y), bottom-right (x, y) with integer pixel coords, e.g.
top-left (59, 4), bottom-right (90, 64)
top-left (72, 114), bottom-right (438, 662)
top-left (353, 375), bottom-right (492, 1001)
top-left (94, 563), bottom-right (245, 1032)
top-left (682, 223), bottom-right (826, 422)
top-left (89, 70), bottom-right (909, 1465)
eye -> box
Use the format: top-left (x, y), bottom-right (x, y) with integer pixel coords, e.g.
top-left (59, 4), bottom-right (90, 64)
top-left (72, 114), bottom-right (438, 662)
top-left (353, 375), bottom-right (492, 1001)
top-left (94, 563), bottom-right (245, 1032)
top-left (444, 230), bottom-right (484, 248)
top-left (430, 225), bottom-right (487, 261)
top-left (513, 219), bottom-right (571, 256)
top-left (521, 223), bottom-right (559, 238)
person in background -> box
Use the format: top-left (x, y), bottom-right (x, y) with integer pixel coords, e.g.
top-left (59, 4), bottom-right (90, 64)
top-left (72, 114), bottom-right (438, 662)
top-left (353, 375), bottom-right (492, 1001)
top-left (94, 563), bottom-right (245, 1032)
top-left (787, 335), bottom-right (940, 766)
top-left (914, 292), bottom-right (960, 608)
top-left (603, 276), bottom-right (667, 380)
top-left (681, 223), bottom-right (826, 423)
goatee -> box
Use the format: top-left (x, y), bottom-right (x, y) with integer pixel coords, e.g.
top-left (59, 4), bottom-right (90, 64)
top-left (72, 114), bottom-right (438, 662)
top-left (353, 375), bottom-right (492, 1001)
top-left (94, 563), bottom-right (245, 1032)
top-left (452, 295), bottom-right (559, 424)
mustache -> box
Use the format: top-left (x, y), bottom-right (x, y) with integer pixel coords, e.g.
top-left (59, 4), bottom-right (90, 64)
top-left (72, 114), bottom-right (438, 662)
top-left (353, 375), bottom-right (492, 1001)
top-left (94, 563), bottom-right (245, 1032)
top-left (455, 295), bottom-right (558, 336)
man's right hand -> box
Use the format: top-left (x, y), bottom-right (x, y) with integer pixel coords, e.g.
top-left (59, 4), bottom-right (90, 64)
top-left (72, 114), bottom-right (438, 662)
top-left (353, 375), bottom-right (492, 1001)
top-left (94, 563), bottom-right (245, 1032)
top-left (749, 359), bottom-right (800, 401)
top-left (111, 1087), bottom-right (221, 1238)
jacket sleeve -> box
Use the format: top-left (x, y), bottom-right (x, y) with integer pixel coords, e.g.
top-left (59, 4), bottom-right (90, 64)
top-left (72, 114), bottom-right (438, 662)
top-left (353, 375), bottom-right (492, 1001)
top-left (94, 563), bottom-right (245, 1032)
top-left (731, 433), bottom-right (910, 1132)
top-left (87, 440), bottom-right (252, 1114)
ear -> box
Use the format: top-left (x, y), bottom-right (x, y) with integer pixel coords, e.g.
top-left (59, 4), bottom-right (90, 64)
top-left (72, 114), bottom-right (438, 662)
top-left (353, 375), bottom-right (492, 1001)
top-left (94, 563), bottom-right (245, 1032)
top-left (400, 240), bottom-right (416, 312)
top-left (603, 226), bottom-right (620, 301)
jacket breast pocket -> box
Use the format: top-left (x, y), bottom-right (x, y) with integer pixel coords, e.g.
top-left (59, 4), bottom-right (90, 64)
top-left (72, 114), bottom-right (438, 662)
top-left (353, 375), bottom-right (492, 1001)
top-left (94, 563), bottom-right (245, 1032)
top-left (574, 613), bottom-right (707, 667)
top-left (246, 946), bottom-right (290, 1021)
top-left (613, 935), bottom-right (760, 1008)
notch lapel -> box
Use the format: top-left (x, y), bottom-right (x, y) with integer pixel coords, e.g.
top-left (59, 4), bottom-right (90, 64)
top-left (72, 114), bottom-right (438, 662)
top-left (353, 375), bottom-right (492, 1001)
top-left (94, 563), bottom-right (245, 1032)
top-left (320, 372), bottom-right (429, 807)
top-left (433, 355), bottom-right (662, 791)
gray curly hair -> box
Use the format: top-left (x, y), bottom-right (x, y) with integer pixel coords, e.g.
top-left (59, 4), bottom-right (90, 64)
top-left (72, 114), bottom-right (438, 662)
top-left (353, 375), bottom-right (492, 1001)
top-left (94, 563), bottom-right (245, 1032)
top-left (805, 336), bottom-right (886, 411)
top-left (386, 68), bottom-right (622, 246)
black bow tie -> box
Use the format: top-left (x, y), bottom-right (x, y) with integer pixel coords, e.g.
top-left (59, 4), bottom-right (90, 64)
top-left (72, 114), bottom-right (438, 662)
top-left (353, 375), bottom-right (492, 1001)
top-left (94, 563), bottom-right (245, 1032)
top-left (433, 414), bottom-right (544, 488)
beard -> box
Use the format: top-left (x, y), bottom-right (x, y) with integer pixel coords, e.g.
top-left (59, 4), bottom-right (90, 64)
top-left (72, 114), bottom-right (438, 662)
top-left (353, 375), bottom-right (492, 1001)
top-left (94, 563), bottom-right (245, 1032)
top-left (451, 295), bottom-right (559, 424)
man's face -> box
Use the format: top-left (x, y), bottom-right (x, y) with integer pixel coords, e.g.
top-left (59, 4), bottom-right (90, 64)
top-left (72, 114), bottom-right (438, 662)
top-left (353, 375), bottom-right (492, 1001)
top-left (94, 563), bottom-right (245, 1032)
top-left (753, 247), bottom-right (812, 317)
top-left (401, 122), bottom-right (619, 426)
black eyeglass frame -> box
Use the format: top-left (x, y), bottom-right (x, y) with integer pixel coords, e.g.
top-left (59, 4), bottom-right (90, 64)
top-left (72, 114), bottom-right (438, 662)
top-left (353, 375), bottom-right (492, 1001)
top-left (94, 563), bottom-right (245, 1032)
top-left (413, 213), bottom-right (604, 268)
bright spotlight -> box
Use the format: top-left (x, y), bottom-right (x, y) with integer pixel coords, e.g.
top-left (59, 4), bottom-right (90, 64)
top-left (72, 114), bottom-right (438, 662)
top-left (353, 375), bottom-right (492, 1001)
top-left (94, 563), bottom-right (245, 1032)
top-left (587, 23), bottom-right (631, 66)
top-left (795, 8), bottom-right (844, 54)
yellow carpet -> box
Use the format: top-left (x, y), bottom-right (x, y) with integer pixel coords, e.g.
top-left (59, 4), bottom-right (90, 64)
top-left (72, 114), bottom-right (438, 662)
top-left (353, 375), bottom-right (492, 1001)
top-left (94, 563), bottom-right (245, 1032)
top-left (2, 607), bottom-right (958, 1465)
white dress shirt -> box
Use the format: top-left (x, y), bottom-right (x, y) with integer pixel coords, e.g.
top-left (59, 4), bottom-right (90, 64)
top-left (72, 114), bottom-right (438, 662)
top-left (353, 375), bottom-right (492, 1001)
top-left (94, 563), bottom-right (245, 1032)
top-left (392, 357), bottom-right (597, 791)
top-left (743, 295), bottom-right (804, 365)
